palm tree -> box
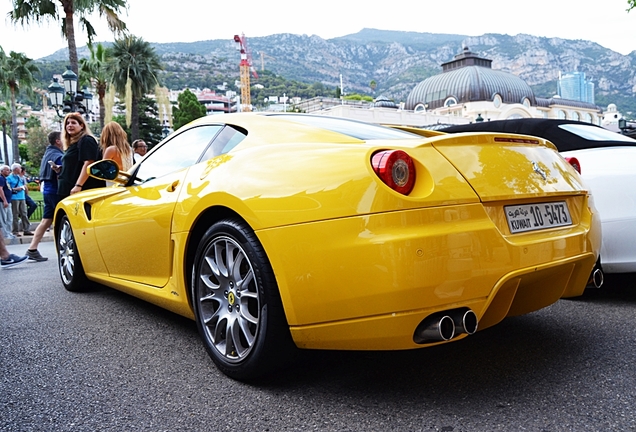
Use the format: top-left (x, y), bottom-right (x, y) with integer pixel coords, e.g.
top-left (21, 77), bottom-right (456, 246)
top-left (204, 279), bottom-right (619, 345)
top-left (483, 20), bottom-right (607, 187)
top-left (110, 35), bottom-right (162, 141)
top-left (9, 0), bottom-right (128, 75)
top-left (0, 50), bottom-right (39, 163)
top-left (80, 42), bottom-right (110, 130)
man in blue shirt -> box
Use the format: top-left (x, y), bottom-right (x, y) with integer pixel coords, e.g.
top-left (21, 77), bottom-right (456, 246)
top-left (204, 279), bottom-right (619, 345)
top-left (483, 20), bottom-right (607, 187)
top-left (0, 168), bottom-right (27, 268)
top-left (25, 132), bottom-right (64, 262)
top-left (0, 164), bottom-right (14, 240)
top-left (6, 163), bottom-right (32, 236)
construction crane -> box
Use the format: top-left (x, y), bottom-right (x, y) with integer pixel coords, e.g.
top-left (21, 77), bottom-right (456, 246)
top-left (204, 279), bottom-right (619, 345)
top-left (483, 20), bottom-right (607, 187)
top-left (259, 51), bottom-right (276, 71)
top-left (233, 33), bottom-right (258, 112)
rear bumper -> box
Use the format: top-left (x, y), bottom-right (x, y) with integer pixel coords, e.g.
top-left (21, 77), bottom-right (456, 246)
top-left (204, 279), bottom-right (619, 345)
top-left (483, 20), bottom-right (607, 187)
top-left (257, 199), bottom-right (599, 350)
top-left (287, 252), bottom-right (596, 350)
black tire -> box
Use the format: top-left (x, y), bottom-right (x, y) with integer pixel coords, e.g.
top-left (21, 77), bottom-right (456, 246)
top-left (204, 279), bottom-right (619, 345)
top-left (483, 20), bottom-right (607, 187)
top-left (56, 214), bottom-right (88, 292)
top-left (191, 219), bottom-right (295, 381)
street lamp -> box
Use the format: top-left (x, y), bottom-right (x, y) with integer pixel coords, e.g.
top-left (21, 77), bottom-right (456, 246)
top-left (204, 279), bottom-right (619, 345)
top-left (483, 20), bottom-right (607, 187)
top-left (61, 67), bottom-right (78, 95)
top-left (81, 86), bottom-right (93, 119)
top-left (47, 78), bottom-right (64, 109)
top-left (47, 66), bottom-right (93, 119)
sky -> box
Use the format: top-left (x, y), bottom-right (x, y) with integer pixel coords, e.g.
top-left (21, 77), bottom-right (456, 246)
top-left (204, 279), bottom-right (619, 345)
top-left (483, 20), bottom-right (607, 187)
top-left (1, 0), bottom-right (635, 60)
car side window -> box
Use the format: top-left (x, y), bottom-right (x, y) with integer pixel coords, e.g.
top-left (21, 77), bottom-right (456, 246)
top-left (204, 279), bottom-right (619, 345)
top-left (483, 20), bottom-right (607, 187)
top-left (200, 125), bottom-right (247, 161)
top-left (134, 125), bottom-right (223, 183)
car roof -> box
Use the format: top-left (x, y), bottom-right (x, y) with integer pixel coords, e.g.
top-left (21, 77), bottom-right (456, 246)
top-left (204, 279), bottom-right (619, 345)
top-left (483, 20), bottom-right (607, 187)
top-left (439, 118), bottom-right (636, 152)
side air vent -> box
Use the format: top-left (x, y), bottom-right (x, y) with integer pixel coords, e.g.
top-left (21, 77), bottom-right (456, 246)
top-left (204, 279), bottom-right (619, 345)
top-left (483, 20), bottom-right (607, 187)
top-left (84, 202), bottom-right (92, 221)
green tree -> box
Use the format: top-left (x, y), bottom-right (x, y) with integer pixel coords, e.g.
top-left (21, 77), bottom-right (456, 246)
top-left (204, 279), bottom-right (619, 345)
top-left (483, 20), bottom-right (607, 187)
top-left (25, 123), bottom-right (52, 172)
top-left (24, 115), bottom-right (41, 129)
top-left (18, 143), bottom-right (29, 165)
top-left (80, 42), bottom-right (111, 130)
top-left (110, 35), bottom-right (163, 140)
top-left (137, 96), bottom-right (163, 145)
top-left (343, 93), bottom-right (373, 102)
top-left (112, 96), bottom-right (162, 145)
top-left (9, 0), bottom-right (128, 75)
top-left (0, 49), bottom-right (40, 163)
top-left (172, 89), bottom-right (206, 130)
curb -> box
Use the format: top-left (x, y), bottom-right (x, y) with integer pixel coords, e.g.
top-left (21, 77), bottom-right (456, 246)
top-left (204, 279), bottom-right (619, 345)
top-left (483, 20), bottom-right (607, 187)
top-left (4, 233), bottom-right (54, 245)
top-left (3, 223), bottom-right (54, 246)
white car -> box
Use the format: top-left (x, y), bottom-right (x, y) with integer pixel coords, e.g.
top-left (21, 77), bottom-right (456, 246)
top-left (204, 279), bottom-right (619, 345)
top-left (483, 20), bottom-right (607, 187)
top-left (442, 119), bottom-right (636, 280)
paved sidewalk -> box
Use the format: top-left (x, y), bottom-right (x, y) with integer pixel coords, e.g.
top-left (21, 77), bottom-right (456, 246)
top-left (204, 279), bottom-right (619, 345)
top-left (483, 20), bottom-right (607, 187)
top-left (3, 222), bottom-right (54, 246)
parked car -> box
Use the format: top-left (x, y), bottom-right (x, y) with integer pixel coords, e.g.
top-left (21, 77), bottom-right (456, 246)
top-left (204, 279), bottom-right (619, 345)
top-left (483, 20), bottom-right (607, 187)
top-left (54, 113), bottom-right (600, 380)
top-left (441, 118), bottom-right (636, 280)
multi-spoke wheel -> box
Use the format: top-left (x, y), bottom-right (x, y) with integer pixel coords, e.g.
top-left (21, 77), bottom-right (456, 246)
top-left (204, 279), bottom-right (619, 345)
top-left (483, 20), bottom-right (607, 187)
top-left (192, 219), bottom-right (294, 381)
top-left (56, 214), bottom-right (88, 292)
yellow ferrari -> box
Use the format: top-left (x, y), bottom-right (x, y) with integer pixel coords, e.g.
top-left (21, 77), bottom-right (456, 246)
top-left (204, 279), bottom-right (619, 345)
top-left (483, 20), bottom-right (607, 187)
top-left (54, 113), bottom-right (600, 380)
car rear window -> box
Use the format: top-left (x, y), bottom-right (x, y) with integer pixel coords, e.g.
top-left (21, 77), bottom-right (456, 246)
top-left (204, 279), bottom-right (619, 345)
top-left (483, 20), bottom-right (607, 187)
top-left (272, 114), bottom-right (419, 141)
top-left (559, 124), bottom-right (636, 143)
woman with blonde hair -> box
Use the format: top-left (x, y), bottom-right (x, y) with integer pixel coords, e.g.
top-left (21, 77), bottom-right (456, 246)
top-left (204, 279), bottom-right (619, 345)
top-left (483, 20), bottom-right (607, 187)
top-left (100, 122), bottom-right (134, 173)
top-left (58, 112), bottom-right (105, 197)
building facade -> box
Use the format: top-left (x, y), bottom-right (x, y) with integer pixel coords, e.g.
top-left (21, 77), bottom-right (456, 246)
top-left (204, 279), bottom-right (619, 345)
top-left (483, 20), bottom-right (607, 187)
top-left (402, 47), bottom-right (603, 126)
top-left (558, 71), bottom-right (595, 104)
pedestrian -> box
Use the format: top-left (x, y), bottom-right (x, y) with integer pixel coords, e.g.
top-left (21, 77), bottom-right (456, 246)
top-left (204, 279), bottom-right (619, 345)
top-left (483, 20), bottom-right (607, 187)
top-left (6, 163), bottom-right (32, 236)
top-left (0, 165), bottom-right (15, 241)
top-left (132, 139), bottom-right (148, 164)
top-left (24, 131), bottom-right (64, 262)
top-left (0, 239), bottom-right (27, 269)
top-left (101, 122), bottom-right (134, 173)
top-left (21, 167), bottom-right (38, 219)
top-left (57, 112), bottom-right (105, 198)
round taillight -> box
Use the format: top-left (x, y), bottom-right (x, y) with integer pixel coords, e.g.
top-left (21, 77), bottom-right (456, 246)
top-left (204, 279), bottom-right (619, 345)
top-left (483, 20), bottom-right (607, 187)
top-left (565, 156), bottom-right (581, 174)
top-left (371, 150), bottom-right (416, 195)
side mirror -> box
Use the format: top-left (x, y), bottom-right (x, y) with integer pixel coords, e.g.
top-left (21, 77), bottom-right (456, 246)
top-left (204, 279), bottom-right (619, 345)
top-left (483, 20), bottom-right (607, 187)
top-left (88, 160), bottom-right (130, 184)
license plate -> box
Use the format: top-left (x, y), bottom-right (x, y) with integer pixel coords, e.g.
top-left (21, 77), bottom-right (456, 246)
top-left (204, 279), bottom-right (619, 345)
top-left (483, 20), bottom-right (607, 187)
top-left (505, 201), bottom-right (572, 234)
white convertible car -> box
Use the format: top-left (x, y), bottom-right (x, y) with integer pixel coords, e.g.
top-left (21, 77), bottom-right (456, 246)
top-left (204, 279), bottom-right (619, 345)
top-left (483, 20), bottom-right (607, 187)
top-left (442, 119), bottom-right (636, 281)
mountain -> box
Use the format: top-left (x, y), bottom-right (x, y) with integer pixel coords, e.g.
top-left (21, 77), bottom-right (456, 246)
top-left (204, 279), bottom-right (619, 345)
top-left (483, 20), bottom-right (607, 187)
top-left (39, 28), bottom-right (636, 114)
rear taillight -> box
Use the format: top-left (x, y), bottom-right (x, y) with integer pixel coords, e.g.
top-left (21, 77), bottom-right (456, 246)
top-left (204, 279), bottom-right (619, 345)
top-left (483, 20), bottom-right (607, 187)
top-left (371, 150), bottom-right (416, 195)
top-left (565, 157), bottom-right (581, 174)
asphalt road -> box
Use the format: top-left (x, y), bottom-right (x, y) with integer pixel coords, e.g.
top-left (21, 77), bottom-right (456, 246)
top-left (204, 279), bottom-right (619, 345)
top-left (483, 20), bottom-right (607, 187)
top-left (2, 241), bottom-right (636, 432)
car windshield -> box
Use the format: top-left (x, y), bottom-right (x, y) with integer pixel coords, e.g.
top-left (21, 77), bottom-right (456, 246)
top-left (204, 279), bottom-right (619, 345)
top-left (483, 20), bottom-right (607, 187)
top-left (559, 124), bottom-right (636, 143)
top-left (272, 114), bottom-right (420, 140)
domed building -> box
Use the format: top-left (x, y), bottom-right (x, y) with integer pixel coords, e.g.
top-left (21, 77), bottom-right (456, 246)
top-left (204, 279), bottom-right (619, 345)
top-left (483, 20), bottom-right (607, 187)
top-left (373, 95), bottom-right (399, 109)
top-left (405, 47), bottom-right (602, 124)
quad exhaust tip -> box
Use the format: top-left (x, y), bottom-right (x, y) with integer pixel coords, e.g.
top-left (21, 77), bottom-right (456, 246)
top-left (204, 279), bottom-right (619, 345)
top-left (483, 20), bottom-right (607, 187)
top-left (413, 308), bottom-right (478, 344)
top-left (587, 267), bottom-right (604, 289)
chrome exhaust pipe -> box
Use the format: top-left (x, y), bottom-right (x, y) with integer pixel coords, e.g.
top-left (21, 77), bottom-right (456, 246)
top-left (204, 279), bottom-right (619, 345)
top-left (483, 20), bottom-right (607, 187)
top-left (587, 267), bottom-right (604, 289)
top-left (449, 308), bottom-right (478, 335)
top-left (413, 315), bottom-right (455, 344)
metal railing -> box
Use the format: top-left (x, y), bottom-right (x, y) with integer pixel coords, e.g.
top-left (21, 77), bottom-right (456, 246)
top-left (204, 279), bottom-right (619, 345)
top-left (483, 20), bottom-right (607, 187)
top-left (29, 200), bottom-right (45, 222)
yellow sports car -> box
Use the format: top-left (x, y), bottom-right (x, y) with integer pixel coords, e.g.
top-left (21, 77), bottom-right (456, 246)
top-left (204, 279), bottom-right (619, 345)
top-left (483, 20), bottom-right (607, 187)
top-left (54, 113), bottom-right (600, 380)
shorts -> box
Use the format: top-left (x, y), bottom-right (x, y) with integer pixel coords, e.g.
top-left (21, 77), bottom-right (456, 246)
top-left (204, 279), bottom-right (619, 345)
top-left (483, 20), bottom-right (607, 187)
top-left (43, 193), bottom-right (62, 219)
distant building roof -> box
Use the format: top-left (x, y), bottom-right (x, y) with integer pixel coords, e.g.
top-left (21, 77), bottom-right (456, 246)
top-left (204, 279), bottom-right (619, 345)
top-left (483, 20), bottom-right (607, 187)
top-left (373, 95), bottom-right (398, 109)
top-left (535, 97), bottom-right (600, 111)
top-left (405, 47), bottom-right (536, 110)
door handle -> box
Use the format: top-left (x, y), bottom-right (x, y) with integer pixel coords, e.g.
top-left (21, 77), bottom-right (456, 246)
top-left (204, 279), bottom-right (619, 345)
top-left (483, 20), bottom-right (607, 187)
top-left (167, 180), bottom-right (180, 192)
